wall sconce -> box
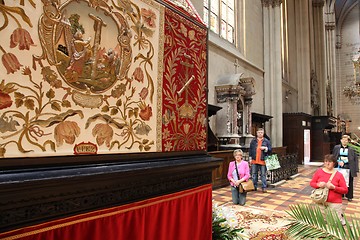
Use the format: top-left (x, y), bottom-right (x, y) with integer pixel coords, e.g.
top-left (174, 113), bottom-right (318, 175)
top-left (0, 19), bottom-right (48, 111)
top-left (285, 90), bottom-right (292, 100)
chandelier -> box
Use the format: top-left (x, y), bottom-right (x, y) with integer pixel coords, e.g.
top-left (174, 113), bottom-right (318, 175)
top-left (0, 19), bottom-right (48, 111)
top-left (343, 49), bottom-right (360, 101)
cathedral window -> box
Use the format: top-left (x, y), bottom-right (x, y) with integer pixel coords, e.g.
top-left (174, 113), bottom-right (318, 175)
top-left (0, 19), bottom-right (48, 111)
top-left (204, 0), bottom-right (235, 44)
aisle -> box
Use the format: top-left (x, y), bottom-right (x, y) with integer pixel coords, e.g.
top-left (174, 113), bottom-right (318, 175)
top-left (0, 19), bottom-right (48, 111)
top-left (212, 164), bottom-right (360, 219)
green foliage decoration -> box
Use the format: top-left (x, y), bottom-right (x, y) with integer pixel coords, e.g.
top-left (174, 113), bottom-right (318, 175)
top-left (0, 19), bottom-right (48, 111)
top-left (286, 204), bottom-right (360, 240)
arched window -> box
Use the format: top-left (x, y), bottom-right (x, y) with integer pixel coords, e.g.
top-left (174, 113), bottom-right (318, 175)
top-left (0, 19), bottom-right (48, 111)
top-left (203, 0), bottom-right (235, 44)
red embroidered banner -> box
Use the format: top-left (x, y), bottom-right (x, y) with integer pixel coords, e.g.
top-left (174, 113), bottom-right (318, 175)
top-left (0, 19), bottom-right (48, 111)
top-left (0, 184), bottom-right (212, 240)
top-left (162, 8), bottom-right (208, 152)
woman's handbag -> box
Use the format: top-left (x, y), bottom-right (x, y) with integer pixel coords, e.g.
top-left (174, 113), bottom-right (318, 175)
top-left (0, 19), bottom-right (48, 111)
top-left (310, 170), bottom-right (336, 204)
top-left (239, 180), bottom-right (255, 193)
top-left (235, 162), bottom-right (255, 193)
top-left (265, 154), bottom-right (281, 171)
top-left (310, 187), bottom-right (329, 204)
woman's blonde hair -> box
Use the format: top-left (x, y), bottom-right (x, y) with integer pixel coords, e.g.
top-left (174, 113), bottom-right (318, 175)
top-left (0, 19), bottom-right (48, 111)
top-left (233, 149), bottom-right (243, 157)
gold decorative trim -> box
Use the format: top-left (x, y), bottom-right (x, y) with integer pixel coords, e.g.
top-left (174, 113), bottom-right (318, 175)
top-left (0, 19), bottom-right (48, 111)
top-left (157, 6), bottom-right (165, 152)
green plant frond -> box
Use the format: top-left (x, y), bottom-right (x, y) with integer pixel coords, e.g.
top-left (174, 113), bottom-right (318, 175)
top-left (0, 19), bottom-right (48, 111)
top-left (343, 214), bottom-right (360, 239)
top-left (286, 204), bottom-right (360, 240)
top-left (286, 221), bottom-right (335, 239)
top-left (286, 204), bottom-right (328, 228)
top-left (348, 143), bottom-right (360, 155)
top-left (354, 220), bottom-right (360, 239)
top-left (324, 208), bottom-right (346, 239)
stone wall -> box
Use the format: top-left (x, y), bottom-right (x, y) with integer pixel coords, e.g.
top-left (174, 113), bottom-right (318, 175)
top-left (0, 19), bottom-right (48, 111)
top-left (336, 5), bottom-right (360, 134)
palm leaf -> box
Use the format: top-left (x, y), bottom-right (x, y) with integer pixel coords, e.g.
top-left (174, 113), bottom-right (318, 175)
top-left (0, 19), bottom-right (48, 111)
top-left (348, 143), bottom-right (360, 155)
top-left (285, 204), bottom-right (360, 240)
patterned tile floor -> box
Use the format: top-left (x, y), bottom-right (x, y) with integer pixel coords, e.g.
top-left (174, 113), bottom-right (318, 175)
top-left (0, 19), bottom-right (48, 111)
top-left (212, 164), bottom-right (360, 220)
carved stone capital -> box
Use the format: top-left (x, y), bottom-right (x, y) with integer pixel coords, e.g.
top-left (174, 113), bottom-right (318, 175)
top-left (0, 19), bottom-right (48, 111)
top-left (312, 0), bottom-right (325, 8)
top-left (325, 22), bottom-right (335, 31)
top-left (215, 85), bottom-right (245, 103)
top-left (244, 97), bottom-right (253, 105)
top-left (272, 0), bottom-right (282, 7)
top-left (239, 77), bottom-right (256, 99)
top-left (262, 0), bottom-right (282, 8)
top-left (261, 0), bottom-right (271, 8)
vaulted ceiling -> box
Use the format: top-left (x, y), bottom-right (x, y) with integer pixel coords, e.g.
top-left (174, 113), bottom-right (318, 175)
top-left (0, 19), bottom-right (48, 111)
top-left (331, 0), bottom-right (359, 23)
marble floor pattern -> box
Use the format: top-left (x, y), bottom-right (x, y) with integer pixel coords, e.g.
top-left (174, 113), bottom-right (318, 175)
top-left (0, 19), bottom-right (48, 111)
top-left (212, 164), bottom-right (360, 221)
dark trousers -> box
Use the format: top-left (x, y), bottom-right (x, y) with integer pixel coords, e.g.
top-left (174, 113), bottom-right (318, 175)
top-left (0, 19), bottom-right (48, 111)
top-left (346, 175), bottom-right (354, 199)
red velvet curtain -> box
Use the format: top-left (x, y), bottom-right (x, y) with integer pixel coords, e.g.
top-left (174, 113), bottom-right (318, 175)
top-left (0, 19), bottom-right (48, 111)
top-left (0, 184), bottom-right (212, 240)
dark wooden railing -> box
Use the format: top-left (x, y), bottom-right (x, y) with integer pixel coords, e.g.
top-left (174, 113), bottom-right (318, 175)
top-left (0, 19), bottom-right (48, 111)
top-left (266, 153), bottom-right (298, 184)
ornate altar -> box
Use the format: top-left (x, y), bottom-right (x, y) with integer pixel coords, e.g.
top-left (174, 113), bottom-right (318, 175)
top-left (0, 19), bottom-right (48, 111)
top-left (215, 74), bottom-right (255, 149)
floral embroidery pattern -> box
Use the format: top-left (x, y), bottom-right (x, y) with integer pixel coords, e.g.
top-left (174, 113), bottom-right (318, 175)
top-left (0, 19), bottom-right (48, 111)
top-left (161, 9), bottom-right (207, 151)
top-left (54, 121), bottom-right (81, 147)
top-left (92, 123), bottom-right (114, 147)
top-left (1, 48), bottom-right (22, 74)
top-left (0, 0), bottom-right (207, 158)
top-left (10, 28), bottom-right (35, 50)
top-left (0, 0), bottom-right (161, 157)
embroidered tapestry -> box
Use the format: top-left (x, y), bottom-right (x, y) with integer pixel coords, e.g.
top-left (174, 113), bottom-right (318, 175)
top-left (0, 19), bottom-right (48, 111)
top-left (0, 0), bottom-right (207, 159)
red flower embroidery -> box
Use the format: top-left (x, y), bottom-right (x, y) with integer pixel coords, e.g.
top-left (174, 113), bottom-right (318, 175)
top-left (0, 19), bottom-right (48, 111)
top-left (133, 67), bottom-right (144, 83)
top-left (139, 103), bottom-right (152, 121)
top-left (10, 28), bottom-right (35, 50)
top-left (139, 87), bottom-right (148, 100)
top-left (141, 8), bottom-right (156, 28)
top-left (0, 91), bottom-right (12, 109)
top-left (22, 66), bottom-right (31, 75)
top-left (1, 52), bottom-right (22, 74)
top-left (54, 121), bottom-right (80, 147)
top-left (92, 123), bottom-right (113, 147)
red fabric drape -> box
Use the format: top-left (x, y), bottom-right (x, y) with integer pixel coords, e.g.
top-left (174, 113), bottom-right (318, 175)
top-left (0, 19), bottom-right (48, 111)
top-left (0, 184), bottom-right (212, 240)
top-left (161, 7), bottom-right (208, 152)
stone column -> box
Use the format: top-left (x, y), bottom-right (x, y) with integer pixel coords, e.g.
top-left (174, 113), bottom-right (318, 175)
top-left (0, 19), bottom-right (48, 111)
top-left (262, 0), bottom-right (283, 147)
top-left (294, 0), bottom-right (311, 114)
top-left (239, 77), bottom-right (255, 138)
top-left (325, 6), bottom-right (336, 116)
top-left (263, 0), bottom-right (271, 118)
top-left (313, 0), bottom-right (327, 115)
